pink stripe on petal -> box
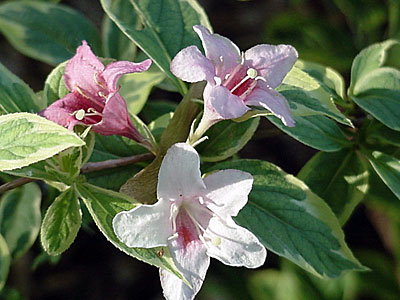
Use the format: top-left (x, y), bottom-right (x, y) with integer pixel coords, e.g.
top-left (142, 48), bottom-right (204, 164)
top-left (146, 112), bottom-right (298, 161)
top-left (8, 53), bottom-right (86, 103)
top-left (161, 212), bottom-right (209, 300)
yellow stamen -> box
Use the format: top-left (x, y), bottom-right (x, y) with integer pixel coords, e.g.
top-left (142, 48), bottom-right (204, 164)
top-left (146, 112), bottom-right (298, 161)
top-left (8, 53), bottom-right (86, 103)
top-left (212, 237), bottom-right (221, 246)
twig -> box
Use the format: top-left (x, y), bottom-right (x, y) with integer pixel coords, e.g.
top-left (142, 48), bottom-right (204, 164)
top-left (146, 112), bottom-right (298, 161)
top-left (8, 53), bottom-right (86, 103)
top-left (0, 177), bottom-right (36, 194)
top-left (0, 153), bottom-right (155, 195)
top-left (80, 153), bottom-right (154, 173)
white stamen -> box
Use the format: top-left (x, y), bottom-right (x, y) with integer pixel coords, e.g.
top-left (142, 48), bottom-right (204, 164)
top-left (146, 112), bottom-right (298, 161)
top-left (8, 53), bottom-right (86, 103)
top-left (191, 135), bottom-right (209, 148)
top-left (255, 75), bottom-right (267, 82)
top-left (198, 196), bottom-right (205, 205)
top-left (170, 203), bottom-right (180, 232)
top-left (247, 68), bottom-right (258, 79)
top-left (74, 109), bottom-right (86, 120)
top-left (98, 91), bottom-right (107, 98)
top-left (230, 75), bottom-right (251, 94)
top-left (219, 56), bottom-right (224, 63)
top-left (168, 233), bottom-right (179, 241)
top-left (214, 76), bottom-right (222, 86)
top-left (83, 108), bottom-right (103, 117)
top-left (93, 72), bottom-right (107, 89)
top-left (75, 86), bottom-right (89, 99)
top-left (224, 73), bottom-right (230, 80)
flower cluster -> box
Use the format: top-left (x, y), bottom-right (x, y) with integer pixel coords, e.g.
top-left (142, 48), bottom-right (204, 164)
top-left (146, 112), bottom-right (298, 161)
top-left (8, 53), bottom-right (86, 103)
top-left (39, 26), bottom-right (296, 299)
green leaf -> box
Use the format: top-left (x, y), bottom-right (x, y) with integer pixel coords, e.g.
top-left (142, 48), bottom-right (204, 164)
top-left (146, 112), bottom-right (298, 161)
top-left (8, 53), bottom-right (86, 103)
top-left (0, 113), bottom-right (85, 171)
top-left (294, 60), bottom-right (346, 100)
top-left (207, 159), bottom-right (366, 278)
top-left (366, 121), bottom-right (400, 147)
top-left (119, 69), bottom-right (165, 115)
top-left (196, 117), bottom-right (259, 162)
top-left (141, 100), bottom-right (177, 122)
top-left (4, 161), bottom-right (56, 182)
top-left (101, 0), bottom-right (138, 61)
top-left (0, 183), bottom-right (41, 259)
top-left (76, 182), bottom-right (185, 281)
top-left (0, 234), bottom-right (10, 292)
top-left (352, 67), bottom-right (400, 131)
top-left (268, 115), bottom-right (350, 152)
top-left (100, 0), bottom-right (211, 94)
top-left (40, 187), bottom-right (81, 256)
top-left (86, 134), bottom-right (146, 191)
top-left (349, 39), bottom-right (400, 93)
top-left (281, 66), bottom-right (352, 127)
top-left (355, 250), bottom-right (400, 300)
top-left (43, 61), bottom-right (69, 105)
top-left (248, 264), bottom-right (358, 300)
top-left (148, 112), bottom-right (174, 143)
top-left (389, 0), bottom-right (400, 38)
top-left (0, 62), bottom-right (43, 114)
top-left (367, 151), bottom-right (400, 200)
top-left (0, 1), bottom-right (101, 66)
top-left (298, 149), bottom-right (369, 224)
top-left (248, 269), bottom-right (306, 300)
top-left (365, 164), bottom-right (400, 206)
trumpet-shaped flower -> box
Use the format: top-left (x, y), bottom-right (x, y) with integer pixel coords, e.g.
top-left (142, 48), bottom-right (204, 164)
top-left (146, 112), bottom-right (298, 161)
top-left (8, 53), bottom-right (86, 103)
top-left (171, 25), bottom-right (297, 141)
top-left (40, 41), bottom-right (152, 144)
top-left (113, 143), bottom-right (266, 300)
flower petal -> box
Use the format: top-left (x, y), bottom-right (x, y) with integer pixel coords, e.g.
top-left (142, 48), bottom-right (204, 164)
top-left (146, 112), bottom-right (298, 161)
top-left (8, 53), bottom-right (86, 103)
top-left (157, 143), bottom-right (206, 200)
top-left (245, 44), bottom-right (298, 88)
top-left (203, 169), bottom-right (253, 217)
top-left (64, 41), bottom-right (105, 98)
top-left (160, 219), bottom-right (210, 300)
top-left (94, 92), bottom-right (143, 141)
top-left (193, 25), bottom-right (241, 78)
top-left (38, 92), bottom-right (95, 130)
top-left (112, 198), bottom-right (172, 248)
top-left (245, 87), bottom-right (295, 127)
top-left (101, 59), bottom-right (152, 92)
top-left (204, 84), bottom-right (249, 120)
top-left (170, 46), bottom-right (216, 84)
top-left (205, 217), bottom-right (267, 268)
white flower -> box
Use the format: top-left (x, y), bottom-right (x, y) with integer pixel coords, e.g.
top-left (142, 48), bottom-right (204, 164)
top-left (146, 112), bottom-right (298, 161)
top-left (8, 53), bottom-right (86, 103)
top-left (113, 143), bottom-right (266, 300)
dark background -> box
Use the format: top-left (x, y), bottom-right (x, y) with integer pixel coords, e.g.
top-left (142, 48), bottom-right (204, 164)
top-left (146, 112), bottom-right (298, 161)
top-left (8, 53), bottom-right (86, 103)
top-left (0, 0), bottom-right (395, 299)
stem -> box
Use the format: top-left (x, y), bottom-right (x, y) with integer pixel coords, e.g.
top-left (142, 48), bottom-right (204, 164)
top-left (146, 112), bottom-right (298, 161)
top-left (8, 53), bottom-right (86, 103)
top-left (80, 153), bottom-right (154, 173)
top-left (0, 177), bottom-right (36, 194)
top-left (0, 153), bottom-right (154, 195)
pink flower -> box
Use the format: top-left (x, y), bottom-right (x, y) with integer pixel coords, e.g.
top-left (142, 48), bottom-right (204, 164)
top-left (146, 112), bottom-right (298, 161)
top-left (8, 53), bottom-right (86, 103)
top-left (40, 41), bottom-right (152, 144)
top-left (113, 143), bottom-right (266, 300)
top-left (170, 26), bottom-right (297, 141)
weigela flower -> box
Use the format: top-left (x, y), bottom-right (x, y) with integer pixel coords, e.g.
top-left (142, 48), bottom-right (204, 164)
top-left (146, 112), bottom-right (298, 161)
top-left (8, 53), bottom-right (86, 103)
top-left (113, 142), bottom-right (266, 300)
top-left (40, 41), bottom-right (152, 143)
top-left (170, 25), bottom-right (297, 140)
